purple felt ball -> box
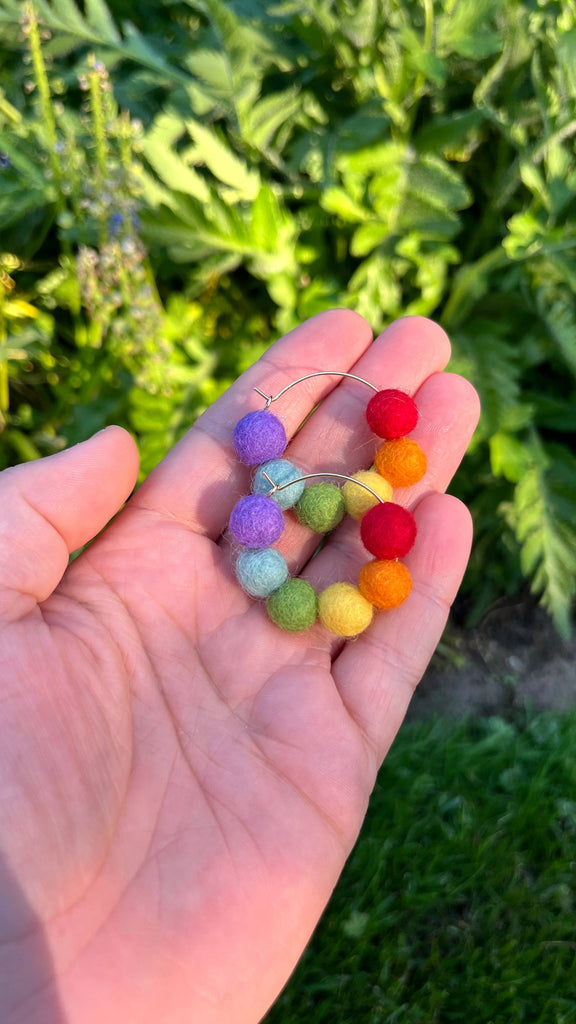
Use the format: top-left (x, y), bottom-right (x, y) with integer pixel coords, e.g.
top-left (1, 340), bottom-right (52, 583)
top-left (229, 494), bottom-right (285, 548)
top-left (233, 410), bottom-right (287, 466)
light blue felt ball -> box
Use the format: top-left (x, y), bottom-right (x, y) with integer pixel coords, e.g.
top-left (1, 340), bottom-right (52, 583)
top-left (235, 547), bottom-right (289, 598)
top-left (252, 459), bottom-right (306, 510)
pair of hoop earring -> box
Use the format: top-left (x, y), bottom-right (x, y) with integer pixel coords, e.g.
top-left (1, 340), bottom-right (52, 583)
top-left (228, 372), bottom-right (426, 638)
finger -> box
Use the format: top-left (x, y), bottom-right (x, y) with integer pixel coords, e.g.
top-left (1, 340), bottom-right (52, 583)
top-left (0, 427), bottom-right (139, 622)
top-left (261, 367), bottom-right (479, 577)
top-left (131, 309), bottom-right (373, 538)
top-left (332, 493), bottom-right (473, 764)
top-left (391, 370), bottom-right (481, 501)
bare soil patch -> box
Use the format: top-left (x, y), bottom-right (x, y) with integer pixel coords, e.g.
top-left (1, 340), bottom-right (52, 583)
top-left (409, 596), bottom-right (576, 721)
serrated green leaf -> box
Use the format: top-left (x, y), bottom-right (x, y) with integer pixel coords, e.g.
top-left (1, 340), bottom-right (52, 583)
top-left (557, 27), bottom-right (576, 97)
top-left (406, 154), bottom-right (472, 214)
top-left (0, 186), bottom-right (52, 230)
top-left (437, 0), bottom-right (502, 59)
top-left (416, 110), bottom-right (485, 157)
top-left (185, 119), bottom-right (260, 200)
top-left (350, 222), bottom-right (389, 257)
top-left (83, 0), bottom-right (120, 42)
top-left (143, 114), bottom-right (211, 204)
top-left (519, 162), bottom-right (549, 209)
top-left (489, 432), bottom-right (533, 483)
top-left (539, 299), bottom-right (576, 379)
top-left (338, 141), bottom-right (405, 178)
top-left (241, 89), bottom-right (302, 152)
top-left (250, 184), bottom-right (281, 251)
top-left (512, 447), bottom-right (576, 637)
top-left (397, 198), bottom-right (460, 240)
top-left (320, 187), bottom-right (370, 223)
top-left (348, 252), bottom-right (402, 329)
top-left (187, 49), bottom-right (233, 95)
top-left (0, 133), bottom-right (48, 187)
top-left (452, 326), bottom-right (521, 438)
top-left (401, 27), bottom-right (446, 87)
top-left (141, 191), bottom-right (268, 265)
top-left (0, 0), bottom-right (192, 85)
top-left (340, 0), bottom-right (378, 49)
top-left (44, 0), bottom-right (86, 32)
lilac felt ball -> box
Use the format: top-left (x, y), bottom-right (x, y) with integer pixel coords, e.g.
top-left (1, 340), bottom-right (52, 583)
top-left (229, 494), bottom-right (285, 548)
top-left (233, 410), bottom-right (287, 466)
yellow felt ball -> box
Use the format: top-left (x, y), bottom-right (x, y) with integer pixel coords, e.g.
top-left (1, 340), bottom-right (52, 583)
top-left (374, 437), bottom-right (427, 488)
top-left (359, 559), bottom-right (412, 609)
top-left (318, 582), bottom-right (374, 638)
top-left (342, 470), bottom-right (393, 520)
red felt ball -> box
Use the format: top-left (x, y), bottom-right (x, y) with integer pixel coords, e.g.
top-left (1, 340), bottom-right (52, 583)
top-left (366, 389), bottom-right (418, 439)
top-left (360, 502), bottom-right (417, 559)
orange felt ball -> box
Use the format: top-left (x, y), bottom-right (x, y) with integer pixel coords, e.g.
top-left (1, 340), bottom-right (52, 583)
top-left (374, 437), bottom-right (427, 488)
top-left (359, 559), bottom-right (412, 609)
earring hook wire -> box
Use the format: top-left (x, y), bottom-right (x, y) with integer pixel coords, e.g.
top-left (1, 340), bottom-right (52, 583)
top-left (253, 370), bottom-right (379, 410)
top-left (261, 470), bottom-right (386, 505)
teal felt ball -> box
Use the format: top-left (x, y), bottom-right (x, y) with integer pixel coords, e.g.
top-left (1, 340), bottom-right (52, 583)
top-left (235, 548), bottom-right (289, 598)
top-left (252, 459), bottom-right (306, 510)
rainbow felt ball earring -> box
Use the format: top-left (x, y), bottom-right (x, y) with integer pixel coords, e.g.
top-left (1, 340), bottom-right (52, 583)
top-left (228, 371), bottom-right (427, 637)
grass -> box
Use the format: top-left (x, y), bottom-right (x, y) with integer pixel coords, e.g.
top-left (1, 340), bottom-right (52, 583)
top-left (265, 712), bottom-right (576, 1023)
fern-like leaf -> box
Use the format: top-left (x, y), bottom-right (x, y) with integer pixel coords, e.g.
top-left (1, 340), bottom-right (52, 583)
top-left (142, 112), bottom-right (211, 205)
top-left (513, 443), bottom-right (576, 637)
top-left (185, 119), bottom-right (260, 201)
top-left (240, 88), bottom-right (302, 155)
top-left (538, 295), bottom-right (576, 379)
top-left (0, 0), bottom-right (191, 86)
top-left (450, 323), bottom-right (523, 439)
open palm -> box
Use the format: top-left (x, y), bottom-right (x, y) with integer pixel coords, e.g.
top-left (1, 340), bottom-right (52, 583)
top-left (1, 313), bottom-right (479, 1024)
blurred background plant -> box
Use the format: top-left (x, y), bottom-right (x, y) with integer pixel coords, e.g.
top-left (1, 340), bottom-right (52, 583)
top-left (0, 0), bottom-right (575, 630)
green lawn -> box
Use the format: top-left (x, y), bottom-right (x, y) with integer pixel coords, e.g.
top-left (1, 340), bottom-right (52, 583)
top-left (266, 712), bottom-right (576, 1023)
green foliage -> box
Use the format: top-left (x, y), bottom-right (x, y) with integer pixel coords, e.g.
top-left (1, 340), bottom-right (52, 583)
top-left (266, 711), bottom-right (576, 1023)
top-left (1, 0), bottom-right (576, 628)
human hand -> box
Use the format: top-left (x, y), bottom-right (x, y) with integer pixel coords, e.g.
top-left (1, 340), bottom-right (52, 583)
top-left (0, 312), bottom-right (479, 1024)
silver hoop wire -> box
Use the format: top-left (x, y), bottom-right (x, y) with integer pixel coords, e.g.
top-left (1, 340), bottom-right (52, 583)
top-left (262, 470), bottom-right (385, 505)
top-left (253, 370), bottom-right (379, 409)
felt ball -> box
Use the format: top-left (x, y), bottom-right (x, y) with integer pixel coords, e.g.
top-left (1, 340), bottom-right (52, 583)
top-left (374, 437), bottom-right (427, 488)
top-left (229, 494), bottom-right (284, 548)
top-left (236, 547), bottom-right (289, 598)
top-left (266, 578), bottom-right (318, 632)
top-left (233, 410), bottom-right (287, 466)
top-left (342, 470), bottom-right (393, 520)
top-left (360, 502), bottom-right (417, 560)
top-left (366, 389), bottom-right (419, 439)
top-left (252, 459), bottom-right (306, 510)
top-left (318, 582), bottom-right (374, 638)
top-left (359, 559), bottom-right (412, 609)
top-left (295, 483), bottom-right (345, 533)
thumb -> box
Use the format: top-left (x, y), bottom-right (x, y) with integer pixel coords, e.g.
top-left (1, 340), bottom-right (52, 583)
top-left (0, 426), bottom-right (139, 621)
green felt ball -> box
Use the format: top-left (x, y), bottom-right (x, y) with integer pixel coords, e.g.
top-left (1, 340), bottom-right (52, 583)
top-left (266, 578), bottom-right (318, 632)
top-left (295, 483), bottom-right (345, 533)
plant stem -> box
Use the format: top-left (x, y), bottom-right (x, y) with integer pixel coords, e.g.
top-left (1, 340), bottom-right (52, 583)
top-left (423, 0), bottom-right (434, 51)
top-left (24, 2), bottom-right (63, 206)
top-left (88, 64), bottom-right (110, 247)
top-left (118, 110), bottom-right (133, 173)
top-left (407, 0), bottom-right (436, 139)
top-left (0, 286), bottom-right (8, 431)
